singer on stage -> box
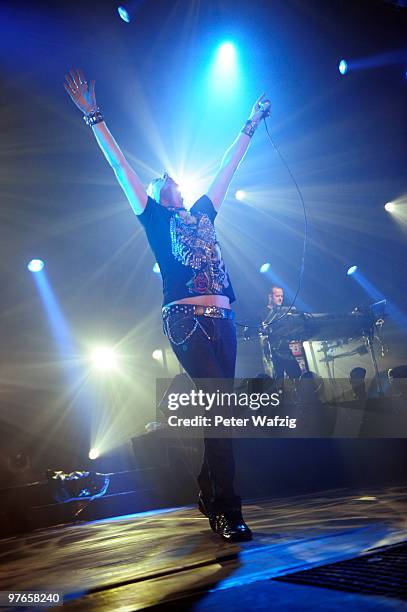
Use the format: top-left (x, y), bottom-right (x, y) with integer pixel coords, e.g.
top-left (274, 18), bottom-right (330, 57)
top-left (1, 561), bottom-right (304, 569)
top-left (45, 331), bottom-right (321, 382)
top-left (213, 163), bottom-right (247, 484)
top-left (64, 68), bottom-right (270, 542)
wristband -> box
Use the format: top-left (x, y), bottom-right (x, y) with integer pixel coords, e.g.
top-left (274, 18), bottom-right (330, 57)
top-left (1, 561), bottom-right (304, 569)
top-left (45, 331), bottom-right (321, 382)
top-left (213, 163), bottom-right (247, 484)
top-left (83, 108), bottom-right (104, 127)
top-left (241, 119), bottom-right (259, 138)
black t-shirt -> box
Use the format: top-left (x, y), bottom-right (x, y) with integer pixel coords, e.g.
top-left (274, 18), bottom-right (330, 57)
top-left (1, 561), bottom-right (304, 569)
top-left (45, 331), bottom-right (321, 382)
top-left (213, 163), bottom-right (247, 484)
top-left (262, 307), bottom-right (275, 325)
top-left (263, 305), bottom-right (297, 325)
top-left (137, 195), bottom-right (235, 306)
top-left (262, 305), bottom-right (298, 355)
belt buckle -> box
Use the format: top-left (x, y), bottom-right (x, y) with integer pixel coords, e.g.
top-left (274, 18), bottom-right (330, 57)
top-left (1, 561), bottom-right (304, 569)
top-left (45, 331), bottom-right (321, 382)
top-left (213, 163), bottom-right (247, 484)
top-left (208, 306), bottom-right (222, 318)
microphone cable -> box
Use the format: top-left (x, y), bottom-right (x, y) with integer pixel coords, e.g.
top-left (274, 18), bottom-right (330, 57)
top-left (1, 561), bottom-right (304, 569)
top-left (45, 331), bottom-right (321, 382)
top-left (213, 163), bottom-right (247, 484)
top-left (260, 116), bottom-right (308, 324)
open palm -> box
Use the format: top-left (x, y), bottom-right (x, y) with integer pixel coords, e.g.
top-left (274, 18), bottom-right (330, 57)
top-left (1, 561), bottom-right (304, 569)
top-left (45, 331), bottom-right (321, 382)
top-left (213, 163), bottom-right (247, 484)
top-left (64, 68), bottom-right (96, 114)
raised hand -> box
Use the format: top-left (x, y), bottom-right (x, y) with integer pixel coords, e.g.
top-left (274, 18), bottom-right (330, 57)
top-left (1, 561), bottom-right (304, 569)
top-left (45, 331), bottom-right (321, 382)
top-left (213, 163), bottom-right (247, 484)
top-left (249, 93), bottom-right (271, 123)
top-left (64, 68), bottom-right (97, 114)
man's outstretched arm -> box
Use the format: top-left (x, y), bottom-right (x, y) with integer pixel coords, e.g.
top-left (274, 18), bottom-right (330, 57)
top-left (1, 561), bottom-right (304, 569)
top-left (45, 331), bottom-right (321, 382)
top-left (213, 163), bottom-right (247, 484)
top-left (64, 68), bottom-right (147, 216)
top-left (206, 94), bottom-right (271, 211)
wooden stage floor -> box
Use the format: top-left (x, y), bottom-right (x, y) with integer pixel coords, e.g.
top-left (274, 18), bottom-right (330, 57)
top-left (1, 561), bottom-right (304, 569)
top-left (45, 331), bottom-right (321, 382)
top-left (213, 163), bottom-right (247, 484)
top-left (0, 486), bottom-right (406, 610)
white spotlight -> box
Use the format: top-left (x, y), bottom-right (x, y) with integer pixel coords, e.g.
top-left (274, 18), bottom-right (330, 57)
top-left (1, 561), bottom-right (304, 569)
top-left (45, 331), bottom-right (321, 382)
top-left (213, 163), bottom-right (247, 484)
top-left (177, 177), bottom-right (200, 206)
top-left (90, 346), bottom-right (118, 372)
top-left (235, 190), bottom-right (245, 201)
top-left (153, 262), bottom-right (160, 274)
top-left (89, 448), bottom-right (100, 460)
top-left (28, 259), bottom-right (45, 273)
top-left (152, 349), bottom-right (163, 362)
top-left (385, 202), bottom-right (395, 213)
top-left (260, 263), bottom-right (271, 274)
top-left (218, 42), bottom-right (236, 64)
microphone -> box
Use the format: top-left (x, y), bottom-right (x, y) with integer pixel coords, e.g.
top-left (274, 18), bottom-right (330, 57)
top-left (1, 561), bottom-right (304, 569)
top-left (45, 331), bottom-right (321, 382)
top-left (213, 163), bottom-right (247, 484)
top-left (258, 100), bottom-right (271, 118)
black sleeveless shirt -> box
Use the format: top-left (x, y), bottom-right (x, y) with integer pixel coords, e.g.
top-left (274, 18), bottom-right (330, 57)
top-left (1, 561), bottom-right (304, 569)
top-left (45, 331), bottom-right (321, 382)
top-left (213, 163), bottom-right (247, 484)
top-left (137, 195), bottom-right (235, 306)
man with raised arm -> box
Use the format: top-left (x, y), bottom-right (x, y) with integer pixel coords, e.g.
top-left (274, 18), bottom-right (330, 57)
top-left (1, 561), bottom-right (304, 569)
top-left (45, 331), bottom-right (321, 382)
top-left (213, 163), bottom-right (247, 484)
top-left (64, 67), bottom-right (270, 541)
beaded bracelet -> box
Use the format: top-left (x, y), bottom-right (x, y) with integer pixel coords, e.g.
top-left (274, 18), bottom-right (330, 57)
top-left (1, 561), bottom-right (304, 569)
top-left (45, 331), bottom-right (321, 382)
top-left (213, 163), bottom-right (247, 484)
top-left (83, 108), bottom-right (104, 127)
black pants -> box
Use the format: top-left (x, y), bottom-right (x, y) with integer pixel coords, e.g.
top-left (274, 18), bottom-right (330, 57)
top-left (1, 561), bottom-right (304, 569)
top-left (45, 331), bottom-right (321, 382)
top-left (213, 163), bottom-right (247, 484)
top-left (272, 349), bottom-right (302, 380)
top-left (166, 313), bottom-right (239, 512)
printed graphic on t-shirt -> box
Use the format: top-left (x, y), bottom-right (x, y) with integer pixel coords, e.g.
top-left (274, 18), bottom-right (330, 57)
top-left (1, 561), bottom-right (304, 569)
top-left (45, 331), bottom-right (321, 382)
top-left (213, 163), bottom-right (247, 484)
top-left (169, 210), bottom-right (229, 295)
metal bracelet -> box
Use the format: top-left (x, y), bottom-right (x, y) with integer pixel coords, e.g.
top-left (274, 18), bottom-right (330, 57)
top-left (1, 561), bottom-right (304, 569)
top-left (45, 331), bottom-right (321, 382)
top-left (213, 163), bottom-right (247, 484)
top-left (241, 119), bottom-right (259, 137)
top-left (83, 108), bottom-right (104, 127)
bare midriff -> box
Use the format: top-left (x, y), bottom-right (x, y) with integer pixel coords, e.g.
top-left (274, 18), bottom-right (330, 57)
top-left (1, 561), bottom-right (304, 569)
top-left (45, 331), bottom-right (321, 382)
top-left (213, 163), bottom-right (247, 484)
top-left (167, 295), bottom-right (231, 309)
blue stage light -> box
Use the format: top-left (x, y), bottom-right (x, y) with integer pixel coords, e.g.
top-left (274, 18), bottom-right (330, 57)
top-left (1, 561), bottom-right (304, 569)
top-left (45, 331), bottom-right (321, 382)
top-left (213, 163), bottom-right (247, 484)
top-left (208, 40), bottom-right (240, 97)
top-left (339, 60), bottom-right (348, 75)
top-left (260, 263), bottom-right (271, 274)
top-left (218, 42), bottom-right (236, 65)
top-left (349, 271), bottom-right (407, 329)
top-left (347, 265), bottom-right (358, 276)
top-left (153, 263), bottom-right (160, 274)
top-left (118, 6), bottom-right (130, 22)
top-left (28, 259), bottom-right (44, 273)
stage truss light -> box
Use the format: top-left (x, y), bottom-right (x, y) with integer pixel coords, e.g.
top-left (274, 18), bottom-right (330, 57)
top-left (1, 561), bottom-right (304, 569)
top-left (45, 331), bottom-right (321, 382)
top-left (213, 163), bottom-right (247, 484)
top-left (89, 448), bottom-right (100, 460)
top-left (152, 349), bottom-right (163, 362)
top-left (218, 42), bottom-right (236, 65)
top-left (385, 202), bottom-right (395, 213)
top-left (347, 265), bottom-right (358, 276)
top-left (339, 60), bottom-right (348, 75)
top-left (177, 177), bottom-right (202, 206)
top-left (90, 346), bottom-right (119, 372)
top-left (117, 6), bottom-right (130, 22)
top-left (208, 40), bottom-right (239, 98)
top-left (28, 259), bottom-right (45, 273)
top-left (260, 262), bottom-right (271, 274)
top-left (235, 190), bottom-right (245, 201)
top-left (153, 263), bottom-right (160, 274)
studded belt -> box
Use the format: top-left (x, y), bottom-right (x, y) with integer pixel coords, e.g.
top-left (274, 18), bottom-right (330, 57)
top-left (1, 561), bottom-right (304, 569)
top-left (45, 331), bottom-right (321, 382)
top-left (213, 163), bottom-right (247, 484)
top-left (162, 303), bottom-right (235, 320)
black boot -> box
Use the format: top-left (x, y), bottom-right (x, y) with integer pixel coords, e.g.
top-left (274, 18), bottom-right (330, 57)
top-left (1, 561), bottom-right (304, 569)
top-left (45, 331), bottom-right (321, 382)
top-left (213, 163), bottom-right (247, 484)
top-left (198, 492), bottom-right (252, 542)
top-left (198, 490), bottom-right (211, 517)
top-left (212, 509), bottom-right (252, 542)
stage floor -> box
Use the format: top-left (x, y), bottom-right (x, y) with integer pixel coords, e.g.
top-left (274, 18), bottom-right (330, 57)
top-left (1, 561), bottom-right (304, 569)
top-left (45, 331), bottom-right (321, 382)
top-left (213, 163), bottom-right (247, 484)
top-left (0, 486), bottom-right (406, 610)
